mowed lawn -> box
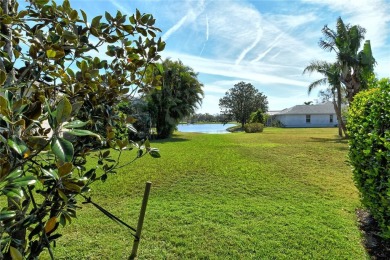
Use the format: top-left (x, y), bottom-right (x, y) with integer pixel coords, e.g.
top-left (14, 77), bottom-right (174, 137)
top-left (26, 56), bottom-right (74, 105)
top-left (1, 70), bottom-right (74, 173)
top-left (49, 128), bottom-right (367, 259)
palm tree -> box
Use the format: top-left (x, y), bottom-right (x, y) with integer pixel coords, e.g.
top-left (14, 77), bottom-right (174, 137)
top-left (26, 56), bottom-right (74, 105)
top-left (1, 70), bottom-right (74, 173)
top-left (147, 59), bottom-right (204, 139)
top-left (303, 61), bottom-right (347, 137)
top-left (319, 17), bottom-right (375, 103)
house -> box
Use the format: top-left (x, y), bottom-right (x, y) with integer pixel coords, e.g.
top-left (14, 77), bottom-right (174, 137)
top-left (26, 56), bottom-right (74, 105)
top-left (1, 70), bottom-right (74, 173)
top-left (269, 102), bottom-right (338, 128)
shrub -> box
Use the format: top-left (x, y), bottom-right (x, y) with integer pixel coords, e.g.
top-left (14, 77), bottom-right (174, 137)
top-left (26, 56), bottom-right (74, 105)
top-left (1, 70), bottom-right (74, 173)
top-left (249, 109), bottom-right (266, 124)
top-left (244, 123), bottom-right (264, 133)
top-left (348, 78), bottom-right (390, 238)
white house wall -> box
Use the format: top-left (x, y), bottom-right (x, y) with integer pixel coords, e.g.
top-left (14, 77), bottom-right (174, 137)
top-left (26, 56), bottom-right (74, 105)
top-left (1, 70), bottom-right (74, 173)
top-left (276, 114), bottom-right (338, 128)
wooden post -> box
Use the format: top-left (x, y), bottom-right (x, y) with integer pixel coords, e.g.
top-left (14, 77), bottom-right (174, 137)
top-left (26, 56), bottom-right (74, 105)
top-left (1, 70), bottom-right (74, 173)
top-left (129, 181), bottom-right (152, 260)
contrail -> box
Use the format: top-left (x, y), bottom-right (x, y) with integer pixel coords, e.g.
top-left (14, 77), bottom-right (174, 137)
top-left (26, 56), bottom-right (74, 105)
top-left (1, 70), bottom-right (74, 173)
top-left (110, 0), bottom-right (132, 16)
top-left (200, 15), bottom-right (209, 56)
top-left (162, 15), bottom-right (188, 41)
top-left (251, 33), bottom-right (283, 63)
top-left (206, 14), bottom-right (209, 41)
top-left (235, 23), bottom-right (263, 65)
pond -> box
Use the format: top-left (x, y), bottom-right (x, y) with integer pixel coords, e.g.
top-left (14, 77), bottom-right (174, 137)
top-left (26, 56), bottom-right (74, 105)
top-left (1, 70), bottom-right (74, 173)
top-left (177, 123), bottom-right (236, 134)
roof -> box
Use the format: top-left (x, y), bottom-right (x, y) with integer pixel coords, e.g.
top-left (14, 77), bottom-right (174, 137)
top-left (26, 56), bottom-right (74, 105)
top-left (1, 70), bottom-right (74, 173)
top-left (276, 102), bottom-right (335, 115)
top-left (267, 110), bottom-right (282, 116)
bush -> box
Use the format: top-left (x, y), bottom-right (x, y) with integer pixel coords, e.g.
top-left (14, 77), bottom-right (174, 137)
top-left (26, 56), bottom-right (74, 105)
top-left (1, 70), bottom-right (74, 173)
top-left (244, 123), bottom-right (264, 133)
top-left (348, 78), bottom-right (390, 238)
top-left (250, 109), bottom-right (266, 124)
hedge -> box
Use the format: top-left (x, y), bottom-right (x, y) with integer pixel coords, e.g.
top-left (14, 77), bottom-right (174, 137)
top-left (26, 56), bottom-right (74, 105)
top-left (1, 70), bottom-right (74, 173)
top-left (348, 78), bottom-right (390, 238)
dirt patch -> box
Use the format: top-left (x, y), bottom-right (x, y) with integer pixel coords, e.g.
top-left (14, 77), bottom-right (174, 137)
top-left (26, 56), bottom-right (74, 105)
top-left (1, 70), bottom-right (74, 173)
top-left (356, 209), bottom-right (390, 259)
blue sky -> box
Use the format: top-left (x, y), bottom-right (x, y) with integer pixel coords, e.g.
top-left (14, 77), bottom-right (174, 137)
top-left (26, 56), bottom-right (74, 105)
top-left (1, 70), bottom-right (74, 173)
top-left (63, 0), bottom-right (390, 113)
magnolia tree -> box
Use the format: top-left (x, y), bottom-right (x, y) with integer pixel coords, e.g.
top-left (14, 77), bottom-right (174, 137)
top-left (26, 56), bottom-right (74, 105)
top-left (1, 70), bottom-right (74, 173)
top-left (0, 0), bottom-right (164, 258)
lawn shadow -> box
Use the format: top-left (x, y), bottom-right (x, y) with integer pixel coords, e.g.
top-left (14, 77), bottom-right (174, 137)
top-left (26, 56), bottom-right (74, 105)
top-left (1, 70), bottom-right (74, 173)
top-left (153, 137), bottom-right (189, 144)
top-left (308, 137), bottom-right (348, 144)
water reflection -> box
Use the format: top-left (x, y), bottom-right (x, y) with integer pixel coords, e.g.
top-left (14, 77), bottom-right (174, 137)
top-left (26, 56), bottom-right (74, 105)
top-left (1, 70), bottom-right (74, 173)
top-left (177, 124), bottom-right (236, 134)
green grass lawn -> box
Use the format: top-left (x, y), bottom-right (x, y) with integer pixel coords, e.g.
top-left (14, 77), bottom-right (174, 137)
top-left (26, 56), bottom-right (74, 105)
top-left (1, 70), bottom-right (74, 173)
top-left (47, 128), bottom-right (367, 259)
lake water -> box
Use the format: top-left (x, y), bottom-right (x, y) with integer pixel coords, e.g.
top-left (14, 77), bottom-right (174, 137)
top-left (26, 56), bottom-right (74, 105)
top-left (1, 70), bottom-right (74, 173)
top-left (177, 123), bottom-right (236, 134)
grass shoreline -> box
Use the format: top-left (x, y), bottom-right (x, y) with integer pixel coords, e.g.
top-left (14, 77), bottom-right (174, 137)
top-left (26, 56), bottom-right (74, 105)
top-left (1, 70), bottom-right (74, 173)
top-left (47, 128), bottom-right (366, 259)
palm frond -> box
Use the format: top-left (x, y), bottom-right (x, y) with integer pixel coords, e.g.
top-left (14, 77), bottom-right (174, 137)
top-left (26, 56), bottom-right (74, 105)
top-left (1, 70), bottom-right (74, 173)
top-left (308, 78), bottom-right (328, 94)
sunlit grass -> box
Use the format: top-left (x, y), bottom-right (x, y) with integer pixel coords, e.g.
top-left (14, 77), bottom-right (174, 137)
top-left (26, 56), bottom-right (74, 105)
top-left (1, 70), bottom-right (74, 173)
top-left (46, 128), bottom-right (366, 259)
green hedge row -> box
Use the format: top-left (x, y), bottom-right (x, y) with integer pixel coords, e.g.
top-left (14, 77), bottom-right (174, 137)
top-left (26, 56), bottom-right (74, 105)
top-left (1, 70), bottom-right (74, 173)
top-left (348, 78), bottom-right (390, 238)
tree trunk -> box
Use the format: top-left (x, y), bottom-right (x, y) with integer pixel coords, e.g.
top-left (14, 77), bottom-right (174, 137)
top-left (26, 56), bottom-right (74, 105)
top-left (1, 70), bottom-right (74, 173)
top-left (333, 86), bottom-right (348, 138)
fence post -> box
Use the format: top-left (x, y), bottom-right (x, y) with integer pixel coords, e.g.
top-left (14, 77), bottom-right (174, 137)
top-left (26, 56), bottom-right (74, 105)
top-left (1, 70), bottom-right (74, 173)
top-left (129, 181), bottom-right (152, 260)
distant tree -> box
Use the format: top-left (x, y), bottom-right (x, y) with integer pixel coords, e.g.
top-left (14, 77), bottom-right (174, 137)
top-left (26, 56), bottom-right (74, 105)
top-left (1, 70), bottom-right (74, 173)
top-left (0, 0), bottom-right (163, 258)
top-left (219, 82), bottom-right (268, 128)
top-left (147, 59), bottom-right (204, 139)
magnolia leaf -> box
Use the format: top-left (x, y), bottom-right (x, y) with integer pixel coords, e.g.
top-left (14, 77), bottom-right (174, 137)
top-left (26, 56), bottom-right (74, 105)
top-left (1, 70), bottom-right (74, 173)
top-left (57, 189), bottom-right (68, 204)
top-left (27, 136), bottom-right (48, 150)
top-left (5, 169), bottom-right (23, 180)
top-left (10, 246), bottom-right (23, 260)
top-left (46, 49), bottom-right (57, 58)
top-left (149, 148), bottom-right (161, 158)
top-left (63, 120), bottom-right (88, 129)
top-left (66, 129), bottom-right (101, 140)
top-left (56, 98), bottom-right (72, 124)
top-left (7, 137), bottom-right (28, 156)
top-left (127, 124), bottom-right (137, 133)
top-left (63, 181), bottom-right (81, 192)
top-left (42, 168), bottom-right (59, 180)
top-left (35, 0), bottom-right (49, 5)
top-left (51, 137), bottom-right (74, 162)
top-left (4, 188), bottom-right (23, 199)
top-left (91, 15), bottom-right (102, 28)
top-left (0, 96), bottom-right (10, 116)
top-left (45, 217), bottom-right (57, 234)
top-left (0, 69), bottom-right (6, 85)
top-left (13, 176), bottom-right (36, 186)
top-left (70, 10), bottom-right (78, 20)
top-left (80, 9), bottom-right (87, 23)
top-left (0, 210), bottom-right (16, 221)
top-left (58, 162), bottom-right (73, 177)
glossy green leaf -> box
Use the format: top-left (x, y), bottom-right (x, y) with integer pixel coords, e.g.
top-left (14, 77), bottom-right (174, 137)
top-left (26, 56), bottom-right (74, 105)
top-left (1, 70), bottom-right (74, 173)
top-left (56, 98), bottom-right (72, 124)
top-left (4, 188), bottom-right (23, 198)
top-left (63, 31), bottom-right (78, 41)
top-left (5, 169), bottom-right (23, 180)
top-left (0, 210), bottom-right (16, 221)
top-left (66, 129), bottom-right (101, 139)
top-left (13, 176), bottom-right (37, 186)
top-left (91, 15), bottom-right (102, 28)
top-left (149, 148), bottom-right (161, 158)
top-left (7, 137), bottom-right (28, 156)
top-left (63, 120), bottom-right (89, 129)
top-left (42, 168), bottom-right (59, 180)
top-left (70, 10), bottom-right (78, 21)
top-left (80, 9), bottom-right (87, 23)
top-left (51, 137), bottom-right (74, 162)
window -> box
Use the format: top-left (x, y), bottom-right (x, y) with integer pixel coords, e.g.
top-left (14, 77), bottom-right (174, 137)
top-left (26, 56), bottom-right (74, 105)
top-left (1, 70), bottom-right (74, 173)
top-left (306, 115), bottom-right (311, 123)
top-left (330, 115), bottom-right (333, 123)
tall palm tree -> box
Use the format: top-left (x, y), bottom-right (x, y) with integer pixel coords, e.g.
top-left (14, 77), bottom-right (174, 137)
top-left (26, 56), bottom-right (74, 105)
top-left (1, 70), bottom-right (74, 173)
top-left (147, 59), bottom-right (204, 139)
top-left (303, 61), bottom-right (347, 137)
top-left (319, 17), bottom-right (375, 103)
